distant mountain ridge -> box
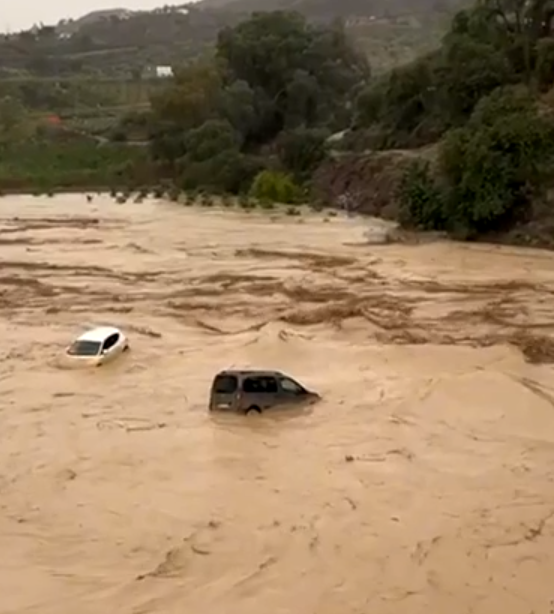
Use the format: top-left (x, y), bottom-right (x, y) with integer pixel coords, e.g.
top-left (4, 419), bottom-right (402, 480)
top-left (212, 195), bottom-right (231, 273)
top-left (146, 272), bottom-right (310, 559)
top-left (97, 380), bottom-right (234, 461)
top-left (52, 0), bottom-right (461, 30)
top-left (0, 0), bottom-right (467, 80)
top-left (55, 9), bottom-right (133, 35)
top-left (197, 0), bottom-right (460, 16)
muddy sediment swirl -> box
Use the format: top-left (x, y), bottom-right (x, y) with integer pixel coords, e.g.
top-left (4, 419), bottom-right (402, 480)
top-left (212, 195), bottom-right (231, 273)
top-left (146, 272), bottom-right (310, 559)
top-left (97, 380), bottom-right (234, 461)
top-left (2, 194), bottom-right (554, 614)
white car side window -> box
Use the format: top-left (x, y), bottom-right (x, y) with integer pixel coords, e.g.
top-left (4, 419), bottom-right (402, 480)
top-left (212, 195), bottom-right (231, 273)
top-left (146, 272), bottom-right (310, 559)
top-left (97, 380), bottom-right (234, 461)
top-left (103, 333), bottom-right (119, 352)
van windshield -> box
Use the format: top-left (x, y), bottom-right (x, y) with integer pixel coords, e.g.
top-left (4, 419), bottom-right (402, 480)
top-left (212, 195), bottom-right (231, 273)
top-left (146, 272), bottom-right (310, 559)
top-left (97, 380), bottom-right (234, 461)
top-left (213, 374), bottom-right (238, 394)
top-left (67, 340), bottom-right (102, 356)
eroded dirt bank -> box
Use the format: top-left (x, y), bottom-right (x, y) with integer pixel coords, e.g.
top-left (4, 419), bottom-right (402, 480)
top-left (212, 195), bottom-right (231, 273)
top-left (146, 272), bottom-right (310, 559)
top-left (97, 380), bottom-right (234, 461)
top-left (2, 195), bottom-right (554, 614)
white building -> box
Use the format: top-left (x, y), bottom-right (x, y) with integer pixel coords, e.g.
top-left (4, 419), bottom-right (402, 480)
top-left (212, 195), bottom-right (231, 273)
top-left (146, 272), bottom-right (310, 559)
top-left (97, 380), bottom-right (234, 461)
top-left (155, 66), bottom-right (173, 78)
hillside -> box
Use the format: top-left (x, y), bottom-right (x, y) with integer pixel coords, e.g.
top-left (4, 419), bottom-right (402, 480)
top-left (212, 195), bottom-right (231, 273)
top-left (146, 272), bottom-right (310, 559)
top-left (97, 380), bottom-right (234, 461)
top-left (3, 0), bottom-right (554, 255)
top-left (0, 0), bottom-right (465, 82)
top-left (199, 0), bottom-right (460, 18)
top-left (0, 6), bottom-right (228, 79)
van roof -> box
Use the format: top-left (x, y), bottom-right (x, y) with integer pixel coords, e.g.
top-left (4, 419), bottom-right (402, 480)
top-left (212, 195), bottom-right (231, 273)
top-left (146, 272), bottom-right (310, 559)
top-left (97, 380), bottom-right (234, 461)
top-left (215, 370), bottom-right (284, 377)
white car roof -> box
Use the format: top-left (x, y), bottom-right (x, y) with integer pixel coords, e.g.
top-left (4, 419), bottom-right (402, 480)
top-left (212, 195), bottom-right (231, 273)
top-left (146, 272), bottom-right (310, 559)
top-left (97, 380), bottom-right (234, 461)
top-left (76, 326), bottom-right (122, 343)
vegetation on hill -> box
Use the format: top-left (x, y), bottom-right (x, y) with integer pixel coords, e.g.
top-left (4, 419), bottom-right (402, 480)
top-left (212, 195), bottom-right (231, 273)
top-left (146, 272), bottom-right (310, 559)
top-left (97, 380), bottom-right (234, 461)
top-left (0, 0), bottom-right (464, 152)
top-left (142, 10), bottom-right (369, 197)
top-left (0, 0), bottom-right (464, 80)
top-left (351, 0), bottom-right (554, 149)
top-left (139, 0), bottom-right (554, 245)
top-left (0, 6), bottom-right (226, 78)
top-left (3, 0), bottom-right (554, 249)
top-left (354, 0), bottom-right (554, 242)
top-left (0, 95), bottom-right (148, 191)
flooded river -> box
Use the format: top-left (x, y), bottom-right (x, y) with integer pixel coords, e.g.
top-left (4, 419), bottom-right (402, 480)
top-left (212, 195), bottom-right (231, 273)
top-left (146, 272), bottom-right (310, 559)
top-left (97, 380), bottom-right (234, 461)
top-left (2, 194), bottom-right (554, 614)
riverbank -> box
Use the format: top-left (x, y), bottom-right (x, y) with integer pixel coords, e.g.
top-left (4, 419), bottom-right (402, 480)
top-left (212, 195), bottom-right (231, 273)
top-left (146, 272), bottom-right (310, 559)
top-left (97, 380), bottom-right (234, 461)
top-left (4, 140), bottom-right (554, 252)
top-left (313, 149), bottom-right (554, 251)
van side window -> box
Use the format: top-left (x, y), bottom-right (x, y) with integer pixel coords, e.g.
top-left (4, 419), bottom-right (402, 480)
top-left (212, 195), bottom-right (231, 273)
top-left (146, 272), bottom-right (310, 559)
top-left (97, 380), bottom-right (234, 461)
top-left (279, 377), bottom-right (304, 394)
top-left (103, 333), bottom-right (119, 351)
top-left (243, 376), bottom-right (278, 393)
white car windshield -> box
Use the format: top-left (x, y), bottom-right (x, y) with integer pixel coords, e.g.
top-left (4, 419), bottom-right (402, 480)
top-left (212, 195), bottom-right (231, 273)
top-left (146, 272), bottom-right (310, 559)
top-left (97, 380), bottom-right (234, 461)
top-left (67, 340), bottom-right (102, 356)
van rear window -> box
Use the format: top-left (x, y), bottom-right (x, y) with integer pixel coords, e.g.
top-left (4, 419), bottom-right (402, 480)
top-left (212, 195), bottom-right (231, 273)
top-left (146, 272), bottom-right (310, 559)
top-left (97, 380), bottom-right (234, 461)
top-left (213, 375), bottom-right (238, 394)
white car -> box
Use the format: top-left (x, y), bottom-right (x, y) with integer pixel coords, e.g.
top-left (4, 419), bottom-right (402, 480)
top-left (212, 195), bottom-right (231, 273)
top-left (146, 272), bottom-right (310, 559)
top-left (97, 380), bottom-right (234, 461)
top-left (65, 326), bottom-right (129, 366)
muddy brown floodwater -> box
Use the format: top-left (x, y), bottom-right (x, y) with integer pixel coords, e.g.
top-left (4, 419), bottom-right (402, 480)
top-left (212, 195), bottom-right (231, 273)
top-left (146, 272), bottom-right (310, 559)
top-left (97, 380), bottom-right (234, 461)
top-left (2, 194), bottom-right (554, 614)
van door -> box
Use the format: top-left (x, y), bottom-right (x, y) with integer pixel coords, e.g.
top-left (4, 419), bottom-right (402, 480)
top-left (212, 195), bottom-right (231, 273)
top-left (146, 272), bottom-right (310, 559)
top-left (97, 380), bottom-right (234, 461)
top-left (277, 376), bottom-right (309, 405)
top-left (210, 374), bottom-right (239, 411)
top-left (241, 375), bottom-right (279, 411)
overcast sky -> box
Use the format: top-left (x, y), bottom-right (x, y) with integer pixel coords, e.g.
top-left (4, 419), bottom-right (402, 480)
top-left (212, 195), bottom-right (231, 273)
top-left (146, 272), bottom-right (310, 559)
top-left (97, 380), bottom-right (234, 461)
top-left (3, 0), bottom-right (196, 32)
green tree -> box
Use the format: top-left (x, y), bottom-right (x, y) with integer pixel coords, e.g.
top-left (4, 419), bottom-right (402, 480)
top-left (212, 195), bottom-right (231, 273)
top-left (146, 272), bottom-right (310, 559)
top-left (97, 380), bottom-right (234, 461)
top-left (440, 87), bottom-right (554, 235)
top-left (398, 159), bottom-right (444, 230)
top-left (148, 10), bottom-right (368, 191)
top-left (535, 37), bottom-right (554, 89)
top-left (354, 0), bottom-right (554, 149)
top-left (150, 60), bottom-right (221, 128)
top-left (399, 86), bottom-right (554, 238)
top-left (277, 127), bottom-right (330, 179)
top-left (183, 119), bottom-right (240, 162)
top-left (176, 119), bottom-right (261, 192)
top-left (249, 169), bottom-right (302, 203)
top-left (215, 11), bottom-right (369, 140)
top-left (439, 35), bottom-right (513, 122)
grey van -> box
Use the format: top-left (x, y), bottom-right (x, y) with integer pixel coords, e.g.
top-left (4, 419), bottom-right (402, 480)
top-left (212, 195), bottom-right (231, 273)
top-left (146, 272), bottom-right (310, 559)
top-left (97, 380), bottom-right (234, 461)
top-left (209, 370), bottom-right (320, 414)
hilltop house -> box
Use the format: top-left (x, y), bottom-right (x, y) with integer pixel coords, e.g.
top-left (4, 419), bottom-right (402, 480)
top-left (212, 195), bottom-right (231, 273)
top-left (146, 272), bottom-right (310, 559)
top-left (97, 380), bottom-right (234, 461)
top-left (142, 65), bottom-right (173, 79)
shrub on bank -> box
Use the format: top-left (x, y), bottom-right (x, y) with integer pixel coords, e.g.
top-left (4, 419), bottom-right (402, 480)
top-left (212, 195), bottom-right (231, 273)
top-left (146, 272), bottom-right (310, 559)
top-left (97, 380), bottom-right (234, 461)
top-left (398, 159), bottom-right (444, 230)
top-left (249, 170), bottom-right (302, 204)
top-left (178, 150), bottom-right (263, 194)
top-left (398, 87), bottom-right (554, 238)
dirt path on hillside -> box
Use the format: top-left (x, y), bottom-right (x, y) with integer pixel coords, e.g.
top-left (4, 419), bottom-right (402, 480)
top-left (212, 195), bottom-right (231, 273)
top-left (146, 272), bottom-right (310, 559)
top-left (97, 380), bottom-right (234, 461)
top-left (1, 194), bottom-right (554, 614)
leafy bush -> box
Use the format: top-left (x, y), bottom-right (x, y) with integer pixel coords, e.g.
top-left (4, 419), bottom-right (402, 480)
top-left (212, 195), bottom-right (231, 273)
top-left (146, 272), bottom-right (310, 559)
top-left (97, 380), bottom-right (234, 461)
top-left (398, 159), bottom-right (444, 230)
top-left (439, 87), bottom-right (554, 235)
top-left (277, 127), bottom-right (330, 179)
top-left (398, 86), bottom-right (554, 238)
top-left (249, 170), bottom-right (302, 203)
top-left (179, 150), bottom-right (262, 194)
top-left (184, 119), bottom-right (240, 163)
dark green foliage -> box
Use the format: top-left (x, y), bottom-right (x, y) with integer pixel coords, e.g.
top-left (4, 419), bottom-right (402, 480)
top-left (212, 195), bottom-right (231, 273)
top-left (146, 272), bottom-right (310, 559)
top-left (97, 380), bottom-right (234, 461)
top-left (535, 38), bottom-right (554, 90)
top-left (399, 87), bottom-right (554, 238)
top-left (398, 159), bottom-right (444, 230)
top-left (183, 119), bottom-right (240, 163)
top-left (0, 1), bottom-right (462, 81)
top-left (179, 150), bottom-right (263, 193)
top-left (147, 10), bottom-right (369, 195)
top-left (6, 0), bottom-right (554, 250)
top-left (277, 127), bottom-right (330, 179)
top-left (354, 0), bottom-right (554, 149)
top-left (249, 170), bottom-right (302, 203)
top-left (440, 87), bottom-right (554, 234)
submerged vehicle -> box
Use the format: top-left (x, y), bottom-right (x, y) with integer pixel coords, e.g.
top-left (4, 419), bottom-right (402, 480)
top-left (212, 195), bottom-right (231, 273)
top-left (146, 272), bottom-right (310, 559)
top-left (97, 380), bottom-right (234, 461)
top-left (65, 326), bottom-right (129, 367)
top-left (209, 369), bottom-right (320, 414)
